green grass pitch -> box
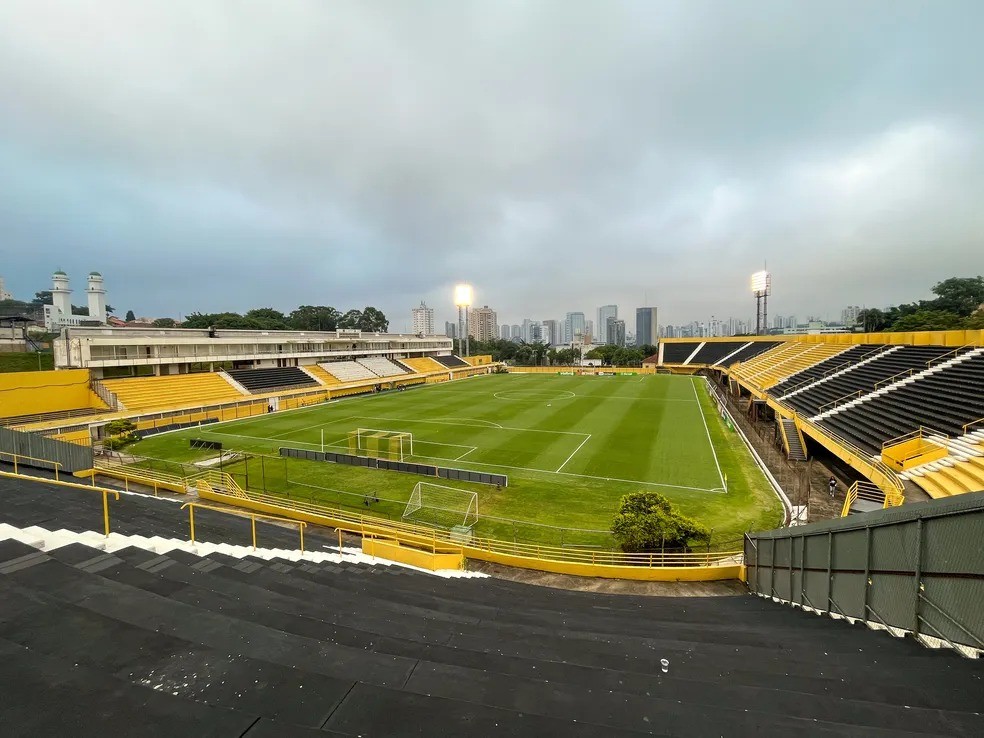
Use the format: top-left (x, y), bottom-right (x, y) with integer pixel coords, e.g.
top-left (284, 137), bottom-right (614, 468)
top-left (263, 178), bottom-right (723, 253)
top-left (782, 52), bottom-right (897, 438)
top-left (130, 373), bottom-right (784, 548)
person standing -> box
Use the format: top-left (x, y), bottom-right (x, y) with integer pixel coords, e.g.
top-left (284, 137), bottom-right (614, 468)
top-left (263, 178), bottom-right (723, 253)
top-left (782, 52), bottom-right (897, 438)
top-left (828, 476), bottom-right (837, 499)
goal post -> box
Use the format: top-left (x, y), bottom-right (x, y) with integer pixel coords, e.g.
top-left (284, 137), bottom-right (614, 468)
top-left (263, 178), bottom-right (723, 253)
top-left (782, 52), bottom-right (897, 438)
top-left (346, 428), bottom-right (414, 461)
top-left (403, 481), bottom-right (479, 530)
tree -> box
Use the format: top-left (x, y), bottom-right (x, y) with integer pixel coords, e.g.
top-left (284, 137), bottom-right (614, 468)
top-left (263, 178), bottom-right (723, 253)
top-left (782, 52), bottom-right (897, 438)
top-left (926, 276), bottom-right (984, 317)
top-left (152, 318), bottom-right (176, 328)
top-left (288, 305), bottom-right (339, 331)
top-left (357, 306), bottom-right (389, 332)
top-left (337, 309), bottom-right (363, 329)
top-left (70, 305), bottom-right (89, 315)
top-left (889, 309), bottom-right (965, 332)
top-left (965, 308), bottom-right (984, 330)
top-left (32, 291), bottom-right (52, 306)
top-left (125, 310), bottom-right (136, 322)
top-left (244, 308), bottom-right (289, 330)
top-left (611, 491), bottom-right (710, 553)
top-left (856, 308), bottom-right (888, 332)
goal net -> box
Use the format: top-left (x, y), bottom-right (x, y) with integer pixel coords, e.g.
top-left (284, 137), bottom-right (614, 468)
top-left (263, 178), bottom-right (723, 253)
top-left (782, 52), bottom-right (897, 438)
top-left (403, 482), bottom-right (479, 530)
top-left (347, 428), bottom-right (413, 461)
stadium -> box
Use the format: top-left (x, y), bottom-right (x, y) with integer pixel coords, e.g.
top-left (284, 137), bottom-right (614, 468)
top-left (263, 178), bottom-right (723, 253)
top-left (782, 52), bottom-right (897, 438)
top-left (1, 316), bottom-right (983, 734)
top-left (3, 3), bottom-right (984, 734)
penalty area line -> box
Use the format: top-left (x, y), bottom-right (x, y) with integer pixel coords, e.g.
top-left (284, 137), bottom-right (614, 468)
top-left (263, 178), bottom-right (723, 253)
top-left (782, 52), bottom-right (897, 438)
top-left (555, 434), bottom-right (591, 472)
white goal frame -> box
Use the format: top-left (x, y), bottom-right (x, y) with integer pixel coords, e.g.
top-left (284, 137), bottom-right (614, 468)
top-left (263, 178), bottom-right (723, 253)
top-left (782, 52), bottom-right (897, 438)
top-left (403, 482), bottom-right (479, 529)
top-left (347, 428), bottom-right (414, 461)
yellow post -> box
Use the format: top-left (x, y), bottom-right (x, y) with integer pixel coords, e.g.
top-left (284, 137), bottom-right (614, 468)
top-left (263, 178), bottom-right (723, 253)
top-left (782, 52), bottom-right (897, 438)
top-left (102, 491), bottom-right (110, 537)
top-left (337, 528), bottom-right (343, 556)
top-left (299, 524), bottom-right (304, 553)
top-left (12, 455), bottom-right (17, 474)
top-left (189, 505), bottom-right (196, 543)
top-left (54, 463), bottom-right (58, 483)
top-left (251, 516), bottom-right (257, 550)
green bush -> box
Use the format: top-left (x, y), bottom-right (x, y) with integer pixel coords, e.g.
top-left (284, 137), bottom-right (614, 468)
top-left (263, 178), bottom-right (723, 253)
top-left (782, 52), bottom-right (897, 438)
top-left (611, 491), bottom-right (710, 553)
top-left (104, 419), bottom-right (136, 436)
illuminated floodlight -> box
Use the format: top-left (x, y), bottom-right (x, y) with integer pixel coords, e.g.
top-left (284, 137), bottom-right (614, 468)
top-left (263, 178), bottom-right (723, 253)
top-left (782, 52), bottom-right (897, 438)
top-left (453, 283), bottom-right (474, 307)
top-left (750, 270), bottom-right (771, 295)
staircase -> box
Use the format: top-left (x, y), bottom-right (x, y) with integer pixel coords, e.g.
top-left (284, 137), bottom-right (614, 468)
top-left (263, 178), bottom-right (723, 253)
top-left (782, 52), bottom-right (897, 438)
top-left (779, 418), bottom-right (806, 461)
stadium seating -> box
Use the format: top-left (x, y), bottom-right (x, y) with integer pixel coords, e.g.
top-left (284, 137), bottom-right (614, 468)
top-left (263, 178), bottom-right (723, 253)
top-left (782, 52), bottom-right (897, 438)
top-left (225, 367), bottom-right (319, 394)
top-left (357, 356), bottom-right (409, 377)
top-left (769, 344), bottom-right (882, 396)
top-left (782, 345), bottom-right (952, 418)
top-left (720, 341), bottom-right (782, 365)
top-left (2, 474), bottom-right (982, 735)
top-left (732, 342), bottom-right (847, 390)
top-left (818, 350), bottom-right (984, 454)
top-left (660, 341), bottom-right (698, 363)
top-left (302, 364), bottom-right (342, 386)
top-left (433, 354), bottom-right (469, 368)
top-left (402, 356), bottom-right (446, 374)
top-left (687, 341), bottom-right (748, 365)
top-left (320, 361), bottom-right (378, 383)
top-left (102, 373), bottom-right (245, 411)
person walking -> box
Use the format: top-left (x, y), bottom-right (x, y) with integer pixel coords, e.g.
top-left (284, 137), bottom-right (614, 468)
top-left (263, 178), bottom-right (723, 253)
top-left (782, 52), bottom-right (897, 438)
top-left (828, 476), bottom-right (837, 499)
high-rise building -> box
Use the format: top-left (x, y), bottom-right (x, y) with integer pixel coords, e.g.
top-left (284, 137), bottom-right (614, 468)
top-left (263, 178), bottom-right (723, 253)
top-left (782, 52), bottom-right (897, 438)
top-left (841, 305), bottom-right (862, 327)
top-left (521, 318), bottom-right (533, 342)
top-left (411, 301), bottom-right (434, 334)
top-left (444, 321), bottom-right (457, 339)
top-left (584, 319), bottom-right (594, 344)
top-left (597, 305), bottom-right (617, 344)
top-left (635, 307), bottom-right (658, 347)
top-left (510, 324), bottom-right (521, 341)
top-left (541, 319), bottom-right (559, 346)
top-left (563, 312), bottom-right (585, 344)
top-left (606, 317), bottom-right (626, 347)
top-left (467, 305), bottom-right (498, 342)
top-left (500, 324), bottom-right (510, 340)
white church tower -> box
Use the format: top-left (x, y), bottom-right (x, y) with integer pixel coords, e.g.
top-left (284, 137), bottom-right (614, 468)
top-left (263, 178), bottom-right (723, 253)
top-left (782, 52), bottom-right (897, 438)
top-left (51, 270), bottom-right (72, 317)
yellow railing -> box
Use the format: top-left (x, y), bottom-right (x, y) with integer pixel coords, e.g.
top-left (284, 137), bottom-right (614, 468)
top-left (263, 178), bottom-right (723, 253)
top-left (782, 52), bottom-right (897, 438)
top-left (0, 451), bottom-right (63, 482)
top-left (94, 457), bottom-right (201, 495)
top-left (818, 389), bottom-right (863, 414)
top-left (0, 467), bottom-right (119, 536)
top-left (180, 501), bottom-right (306, 551)
top-left (962, 417), bottom-right (984, 435)
top-left (874, 368), bottom-right (915, 390)
top-left (840, 481), bottom-right (900, 517)
top-left (927, 344), bottom-right (972, 367)
top-left (200, 486), bottom-right (741, 570)
top-left (881, 426), bottom-right (949, 451)
top-left (199, 470), bottom-right (248, 499)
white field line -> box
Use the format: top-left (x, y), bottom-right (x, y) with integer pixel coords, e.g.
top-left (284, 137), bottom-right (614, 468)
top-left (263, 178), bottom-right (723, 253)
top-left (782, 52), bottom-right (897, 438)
top-left (452, 447), bottom-right (479, 461)
top-left (555, 434), bottom-right (592, 473)
top-left (691, 377), bottom-right (727, 492)
top-left (268, 414), bottom-right (358, 439)
top-left (353, 415), bottom-right (590, 437)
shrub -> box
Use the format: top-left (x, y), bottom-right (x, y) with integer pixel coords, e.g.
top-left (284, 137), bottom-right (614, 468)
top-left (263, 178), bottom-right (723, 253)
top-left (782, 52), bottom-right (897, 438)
top-left (611, 491), bottom-right (711, 553)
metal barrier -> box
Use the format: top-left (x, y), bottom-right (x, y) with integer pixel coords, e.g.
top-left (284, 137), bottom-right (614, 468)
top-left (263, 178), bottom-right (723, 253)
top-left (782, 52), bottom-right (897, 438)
top-left (180, 501), bottom-right (306, 552)
top-left (1, 451), bottom-right (63, 481)
top-left (746, 492), bottom-right (984, 656)
top-left (0, 468), bottom-right (119, 537)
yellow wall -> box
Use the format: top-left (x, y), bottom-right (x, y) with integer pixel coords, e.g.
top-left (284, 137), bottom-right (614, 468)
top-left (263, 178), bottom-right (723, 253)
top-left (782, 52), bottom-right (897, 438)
top-left (661, 329), bottom-right (984, 348)
top-left (463, 354), bottom-right (493, 366)
top-left (362, 538), bottom-right (464, 570)
top-left (0, 369), bottom-right (107, 418)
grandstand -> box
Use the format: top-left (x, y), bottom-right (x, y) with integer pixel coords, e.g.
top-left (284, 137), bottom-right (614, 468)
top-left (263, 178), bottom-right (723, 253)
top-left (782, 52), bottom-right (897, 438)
top-left (401, 356), bottom-right (446, 373)
top-left (225, 367), bottom-right (319, 394)
top-left (356, 356), bottom-right (409, 377)
top-left (102, 373), bottom-right (244, 411)
top-left (320, 360), bottom-right (378, 383)
top-left (433, 354), bottom-right (469, 368)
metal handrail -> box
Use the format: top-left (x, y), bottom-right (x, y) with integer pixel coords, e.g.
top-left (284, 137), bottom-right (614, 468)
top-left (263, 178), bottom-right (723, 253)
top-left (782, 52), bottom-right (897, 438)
top-left (881, 426), bottom-right (949, 451)
top-left (927, 344), bottom-right (972, 367)
top-left (818, 389), bottom-right (863, 414)
top-left (874, 368), bottom-right (915, 390)
top-left (200, 486), bottom-right (741, 568)
top-left (0, 451), bottom-right (64, 481)
top-left (180, 501), bottom-right (306, 552)
top-left (0, 468), bottom-right (119, 536)
top-left (962, 417), bottom-right (984, 435)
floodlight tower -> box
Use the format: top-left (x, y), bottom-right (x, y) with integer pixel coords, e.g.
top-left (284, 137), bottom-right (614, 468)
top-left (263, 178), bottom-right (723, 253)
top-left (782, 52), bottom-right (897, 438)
top-left (453, 283), bottom-right (473, 357)
top-left (751, 270), bottom-right (771, 335)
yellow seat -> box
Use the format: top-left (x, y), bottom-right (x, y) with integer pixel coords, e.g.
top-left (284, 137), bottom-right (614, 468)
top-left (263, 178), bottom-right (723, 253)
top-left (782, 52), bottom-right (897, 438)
top-left (102, 373), bottom-right (244, 412)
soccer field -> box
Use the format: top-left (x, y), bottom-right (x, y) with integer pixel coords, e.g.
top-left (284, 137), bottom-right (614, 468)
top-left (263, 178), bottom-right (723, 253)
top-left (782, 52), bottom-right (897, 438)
top-left (130, 373), bottom-right (784, 547)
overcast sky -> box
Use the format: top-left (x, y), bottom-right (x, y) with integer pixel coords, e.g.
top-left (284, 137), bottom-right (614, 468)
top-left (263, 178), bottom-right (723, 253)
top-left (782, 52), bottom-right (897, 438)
top-left (1, 1), bottom-right (981, 330)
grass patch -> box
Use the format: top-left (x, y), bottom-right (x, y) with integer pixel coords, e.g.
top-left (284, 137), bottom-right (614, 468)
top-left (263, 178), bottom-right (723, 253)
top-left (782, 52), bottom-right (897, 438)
top-left (131, 374), bottom-right (783, 548)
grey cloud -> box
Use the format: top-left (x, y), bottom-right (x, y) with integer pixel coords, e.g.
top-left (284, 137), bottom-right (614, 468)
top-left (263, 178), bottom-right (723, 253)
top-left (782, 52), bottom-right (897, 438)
top-left (1, 1), bottom-right (981, 329)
